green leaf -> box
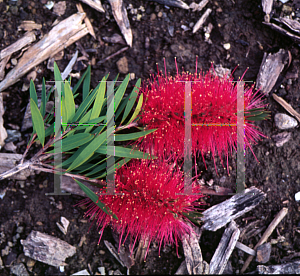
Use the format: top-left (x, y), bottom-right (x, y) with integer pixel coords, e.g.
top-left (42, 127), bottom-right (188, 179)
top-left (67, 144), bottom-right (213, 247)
top-left (114, 74), bottom-right (129, 112)
top-left (45, 123), bottom-right (55, 138)
top-left (61, 96), bottom-right (68, 132)
top-left (114, 128), bottom-right (157, 141)
top-left (73, 178), bottom-right (118, 220)
top-left (30, 80), bottom-right (38, 107)
top-left (96, 145), bottom-right (154, 159)
top-left (61, 133), bottom-right (94, 152)
top-left (83, 65), bottom-right (91, 101)
top-left (125, 93), bottom-right (143, 126)
top-left (72, 67), bottom-right (89, 95)
top-left (67, 131), bottom-right (107, 171)
top-left (40, 78), bottom-right (47, 118)
top-left (121, 78), bottom-right (141, 125)
top-left (64, 81), bottom-right (76, 122)
top-left (54, 62), bottom-right (64, 97)
top-left (85, 76), bottom-right (107, 133)
top-left (30, 98), bottom-right (45, 147)
top-left (72, 83), bottom-right (100, 123)
top-left (95, 158), bottom-right (131, 178)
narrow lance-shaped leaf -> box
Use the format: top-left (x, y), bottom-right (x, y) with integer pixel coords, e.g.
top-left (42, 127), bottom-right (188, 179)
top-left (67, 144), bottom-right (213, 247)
top-left (40, 78), bottom-right (47, 118)
top-left (121, 78), bottom-right (141, 125)
top-left (67, 130), bottom-right (107, 171)
top-left (30, 98), bottom-right (45, 147)
top-left (73, 178), bottom-right (118, 220)
top-left (114, 128), bottom-right (157, 141)
top-left (82, 65), bottom-right (91, 101)
top-left (64, 81), bottom-right (76, 122)
top-left (125, 93), bottom-right (143, 126)
top-left (85, 76), bottom-right (107, 133)
top-left (61, 96), bottom-right (68, 132)
top-left (30, 80), bottom-right (38, 107)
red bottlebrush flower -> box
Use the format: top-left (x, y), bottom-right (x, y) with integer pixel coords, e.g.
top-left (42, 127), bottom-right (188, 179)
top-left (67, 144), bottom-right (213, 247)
top-left (78, 158), bottom-right (204, 260)
top-left (128, 61), bottom-right (269, 174)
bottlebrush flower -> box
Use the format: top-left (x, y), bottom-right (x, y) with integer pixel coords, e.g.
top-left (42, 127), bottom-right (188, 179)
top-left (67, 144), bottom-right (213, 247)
top-left (78, 158), bottom-right (204, 260)
top-left (127, 61), bottom-right (270, 174)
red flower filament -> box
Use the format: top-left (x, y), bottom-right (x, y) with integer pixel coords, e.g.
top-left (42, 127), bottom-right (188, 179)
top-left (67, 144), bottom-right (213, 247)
top-left (129, 63), bottom-right (268, 174)
top-left (78, 158), bottom-right (204, 260)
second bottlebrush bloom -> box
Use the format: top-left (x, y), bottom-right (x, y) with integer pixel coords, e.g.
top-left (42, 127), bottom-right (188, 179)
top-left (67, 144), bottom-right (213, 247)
top-left (129, 63), bottom-right (270, 173)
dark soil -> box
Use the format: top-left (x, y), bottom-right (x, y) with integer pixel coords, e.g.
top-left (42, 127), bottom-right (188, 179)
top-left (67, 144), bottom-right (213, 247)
top-left (1, 0), bottom-right (300, 275)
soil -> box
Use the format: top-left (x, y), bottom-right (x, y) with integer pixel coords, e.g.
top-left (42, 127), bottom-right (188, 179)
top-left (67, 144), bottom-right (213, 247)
top-left (1, 0), bottom-right (300, 275)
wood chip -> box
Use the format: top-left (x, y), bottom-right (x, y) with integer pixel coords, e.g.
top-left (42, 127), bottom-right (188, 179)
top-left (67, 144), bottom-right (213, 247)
top-left (0, 55), bottom-right (10, 81)
top-left (182, 223), bottom-right (204, 274)
top-left (262, 0), bottom-right (273, 22)
top-left (18, 21), bottom-right (42, 31)
top-left (0, 153), bottom-right (33, 180)
top-left (76, 3), bottom-right (96, 39)
top-left (201, 187), bottom-right (266, 232)
top-left (20, 230), bottom-right (76, 267)
top-left (0, 93), bottom-right (7, 148)
top-left (209, 220), bottom-right (240, 274)
top-left (150, 0), bottom-right (190, 9)
top-left (263, 21), bottom-right (300, 43)
top-left (79, 0), bottom-right (105, 13)
top-left (0, 12), bottom-right (89, 93)
top-left (108, 0), bottom-right (133, 47)
top-left (0, 31), bottom-right (36, 61)
top-left (192, 8), bottom-right (212, 34)
top-left (257, 261), bottom-right (300, 274)
top-left (235, 241), bottom-right (256, 256)
top-left (241, 207), bottom-right (288, 273)
top-left (272, 93), bottom-right (300, 123)
top-left (256, 49), bottom-right (288, 95)
top-left (104, 240), bottom-right (134, 269)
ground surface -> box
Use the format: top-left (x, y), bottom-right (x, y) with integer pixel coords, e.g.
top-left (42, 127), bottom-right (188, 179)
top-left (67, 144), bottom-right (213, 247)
top-left (0, 0), bottom-right (300, 275)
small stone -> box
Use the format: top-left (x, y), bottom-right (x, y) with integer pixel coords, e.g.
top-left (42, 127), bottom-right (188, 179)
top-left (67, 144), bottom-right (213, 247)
top-left (136, 14), bottom-right (142, 21)
top-left (129, 73), bottom-right (135, 80)
top-left (8, 241), bottom-right (13, 247)
top-left (71, 269), bottom-right (90, 275)
top-left (150, 13), bottom-right (156, 21)
top-left (4, 142), bottom-right (17, 152)
top-left (282, 4), bottom-right (293, 13)
top-left (5, 129), bottom-right (21, 143)
top-left (223, 43), bottom-right (231, 50)
top-left (116, 56), bottom-right (129, 74)
top-left (207, 179), bottom-right (214, 186)
top-left (99, 250), bottom-right (105, 255)
top-left (10, 263), bottom-right (29, 276)
top-left (295, 191), bottom-right (300, 201)
top-left (53, 1), bottom-right (66, 16)
top-left (168, 25), bottom-right (174, 37)
top-left (256, 243), bottom-right (272, 263)
top-left (26, 258), bottom-right (36, 268)
top-left (274, 113), bottom-right (298, 129)
top-left (11, 58), bottom-right (18, 66)
top-left (1, 245), bottom-right (10, 256)
top-left (271, 131), bottom-right (292, 147)
top-left (16, 181), bottom-right (25, 188)
top-left (157, 11), bottom-right (163, 18)
top-left (16, 226), bottom-right (24, 234)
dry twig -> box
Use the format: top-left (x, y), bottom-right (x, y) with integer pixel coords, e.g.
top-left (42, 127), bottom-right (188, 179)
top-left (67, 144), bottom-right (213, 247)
top-left (240, 207), bottom-right (288, 273)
